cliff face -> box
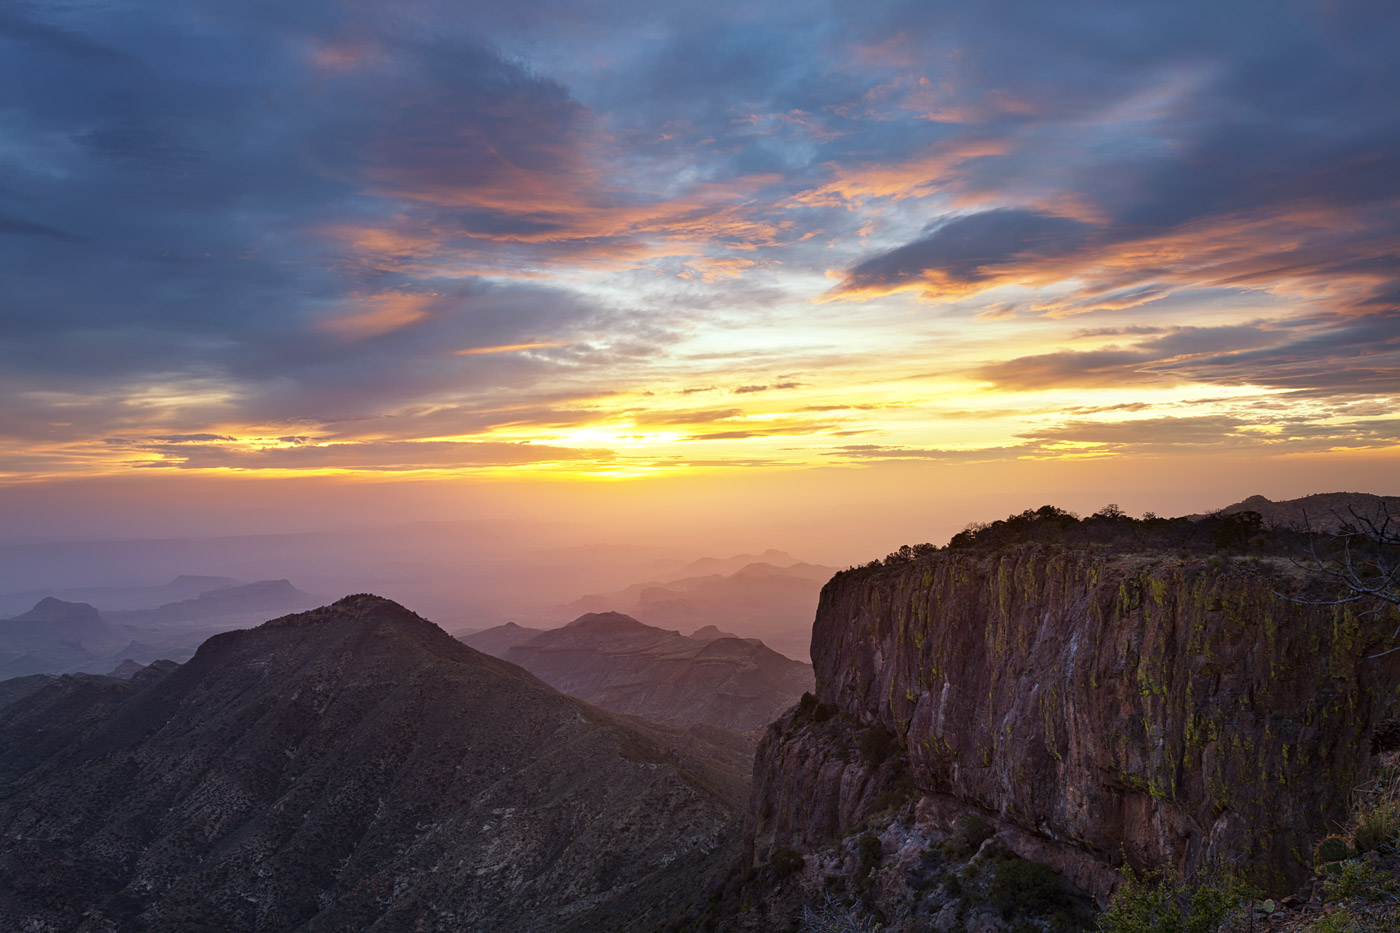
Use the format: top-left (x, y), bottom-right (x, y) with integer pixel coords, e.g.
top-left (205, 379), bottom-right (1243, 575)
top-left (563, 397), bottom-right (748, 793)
top-left (750, 548), bottom-right (1400, 894)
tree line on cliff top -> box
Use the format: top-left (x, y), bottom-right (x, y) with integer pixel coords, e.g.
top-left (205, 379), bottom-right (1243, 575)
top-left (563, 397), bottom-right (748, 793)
top-left (866, 502), bottom-right (1399, 649)
top-left (870, 504), bottom-right (1288, 565)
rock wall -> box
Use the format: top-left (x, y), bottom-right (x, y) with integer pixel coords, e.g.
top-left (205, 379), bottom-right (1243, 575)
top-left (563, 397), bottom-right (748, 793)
top-left (751, 547), bottom-right (1400, 894)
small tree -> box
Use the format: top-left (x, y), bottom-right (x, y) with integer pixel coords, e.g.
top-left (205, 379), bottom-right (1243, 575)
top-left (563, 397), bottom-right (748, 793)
top-left (1286, 503), bottom-right (1400, 658)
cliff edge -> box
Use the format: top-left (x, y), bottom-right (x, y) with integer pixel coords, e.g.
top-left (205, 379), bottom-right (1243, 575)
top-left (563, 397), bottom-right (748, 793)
top-left (747, 546), bottom-right (1400, 898)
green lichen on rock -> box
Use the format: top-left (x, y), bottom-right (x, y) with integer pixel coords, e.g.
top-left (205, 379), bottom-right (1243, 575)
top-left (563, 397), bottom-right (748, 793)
top-left (807, 545), bottom-right (1400, 891)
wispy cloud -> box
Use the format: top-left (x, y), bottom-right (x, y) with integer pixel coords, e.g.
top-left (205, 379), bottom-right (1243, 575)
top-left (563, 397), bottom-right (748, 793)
top-left (1, 0), bottom-right (1395, 483)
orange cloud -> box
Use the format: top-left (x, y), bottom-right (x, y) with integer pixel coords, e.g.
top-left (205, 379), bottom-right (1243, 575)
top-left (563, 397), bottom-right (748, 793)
top-left (455, 341), bottom-right (572, 355)
top-left (788, 139), bottom-right (1008, 207)
top-left (318, 292), bottom-right (438, 339)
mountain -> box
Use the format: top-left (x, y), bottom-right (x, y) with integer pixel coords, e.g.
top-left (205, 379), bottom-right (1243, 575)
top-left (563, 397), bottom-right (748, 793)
top-left (104, 578), bottom-right (317, 629)
top-left (0, 672), bottom-right (56, 710)
top-left (1191, 491), bottom-right (1400, 531)
top-left (0, 582), bottom-right (320, 678)
top-left (557, 558), bottom-right (837, 661)
top-left (660, 549), bottom-right (801, 581)
top-left (501, 611), bottom-right (813, 732)
top-left (0, 598), bottom-right (126, 678)
top-left (3, 596), bottom-right (116, 645)
top-left (0, 595), bottom-right (739, 932)
top-left (459, 620), bottom-right (548, 657)
top-left (64, 575), bottom-right (243, 611)
top-left (690, 624), bottom-right (740, 640)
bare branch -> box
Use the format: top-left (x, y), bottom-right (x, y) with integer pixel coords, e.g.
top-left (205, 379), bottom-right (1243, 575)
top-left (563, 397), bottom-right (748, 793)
top-left (1275, 501), bottom-right (1400, 659)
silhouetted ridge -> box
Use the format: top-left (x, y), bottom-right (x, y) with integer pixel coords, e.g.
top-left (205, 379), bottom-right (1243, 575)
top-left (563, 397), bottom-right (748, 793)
top-left (10, 596), bottom-right (102, 625)
top-left (507, 614), bottom-right (814, 732)
top-left (564, 610), bottom-right (654, 634)
top-left (694, 636), bottom-right (765, 659)
top-left (190, 592), bottom-right (525, 684)
top-left (262, 591), bottom-right (417, 625)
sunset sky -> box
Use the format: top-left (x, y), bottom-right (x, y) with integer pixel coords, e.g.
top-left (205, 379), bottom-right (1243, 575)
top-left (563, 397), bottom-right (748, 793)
top-left (2, 1), bottom-right (1398, 549)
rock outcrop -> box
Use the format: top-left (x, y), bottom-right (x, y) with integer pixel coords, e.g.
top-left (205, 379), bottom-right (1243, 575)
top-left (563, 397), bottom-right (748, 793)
top-left (748, 547), bottom-right (1400, 897)
top-left (0, 595), bottom-right (739, 932)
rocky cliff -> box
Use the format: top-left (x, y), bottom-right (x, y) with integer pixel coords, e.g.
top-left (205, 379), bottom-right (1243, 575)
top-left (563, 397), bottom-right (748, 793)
top-left (747, 547), bottom-right (1400, 897)
top-left (0, 595), bottom-right (739, 932)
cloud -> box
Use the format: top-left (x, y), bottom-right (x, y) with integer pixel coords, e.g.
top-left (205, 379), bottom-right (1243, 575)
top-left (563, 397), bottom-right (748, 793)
top-left (631, 408), bottom-right (743, 425)
top-left (2, 0), bottom-right (1397, 480)
top-left (148, 433), bottom-right (237, 443)
top-left (135, 440), bottom-right (615, 471)
top-left (969, 320), bottom-right (1400, 395)
top-left (831, 209), bottom-right (1096, 299)
top-left (733, 381), bottom-right (804, 394)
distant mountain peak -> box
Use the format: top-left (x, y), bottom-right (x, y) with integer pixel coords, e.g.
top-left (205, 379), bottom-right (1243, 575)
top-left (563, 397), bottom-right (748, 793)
top-left (252, 594), bottom-right (438, 638)
top-left (1188, 491), bottom-right (1400, 531)
top-left (167, 574), bottom-right (241, 588)
top-left (10, 597), bottom-right (102, 625)
top-left (691, 624), bottom-right (740, 641)
top-left (565, 611), bottom-right (652, 634)
top-left (294, 592), bottom-right (412, 618)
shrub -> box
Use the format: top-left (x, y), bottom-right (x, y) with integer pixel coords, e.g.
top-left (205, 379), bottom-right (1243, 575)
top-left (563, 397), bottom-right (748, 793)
top-left (859, 724), bottom-right (897, 765)
top-left (856, 833), bottom-right (882, 878)
top-left (988, 855), bottom-right (1074, 919)
top-left (769, 845), bottom-right (805, 880)
top-left (1323, 859), bottom-right (1398, 900)
top-left (812, 702), bottom-right (838, 723)
top-left (942, 812), bottom-right (994, 859)
top-left (1096, 865), bottom-right (1252, 933)
top-left (1352, 801), bottom-right (1400, 854)
top-left (798, 692), bottom-right (817, 717)
top-left (867, 775), bottom-right (918, 816)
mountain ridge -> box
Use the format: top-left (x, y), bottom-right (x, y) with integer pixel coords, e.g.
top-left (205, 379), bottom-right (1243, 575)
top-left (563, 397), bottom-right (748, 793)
top-left (0, 594), bottom-right (740, 932)
top-left (497, 611), bottom-right (814, 733)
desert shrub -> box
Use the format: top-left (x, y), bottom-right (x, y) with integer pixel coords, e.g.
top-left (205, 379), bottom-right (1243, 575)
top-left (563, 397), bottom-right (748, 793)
top-left (987, 855), bottom-right (1077, 919)
top-left (941, 812), bottom-right (994, 859)
top-left (798, 692), bottom-right (817, 716)
top-left (769, 845), bottom-right (805, 880)
top-left (1096, 865), bottom-right (1252, 933)
top-left (812, 701), bottom-right (838, 723)
top-left (867, 775), bottom-right (918, 816)
top-left (1352, 801), bottom-right (1400, 854)
top-left (799, 892), bottom-right (882, 933)
top-left (859, 723), bottom-right (897, 765)
top-left (856, 833), bottom-right (882, 877)
top-left (1323, 859), bottom-right (1398, 900)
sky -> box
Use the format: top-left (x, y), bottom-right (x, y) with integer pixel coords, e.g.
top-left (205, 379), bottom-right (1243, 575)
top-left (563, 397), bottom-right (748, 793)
top-left (2, 0), bottom-right (1398, 555)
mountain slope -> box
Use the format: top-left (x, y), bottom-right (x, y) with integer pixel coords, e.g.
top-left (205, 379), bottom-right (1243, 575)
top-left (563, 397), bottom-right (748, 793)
top-left (1190, 491), bottom-right (1400, 531)
top-left (0, 595), bottom-right (738, 933)
top-left (557, 559), bottom-right (836, 661)
top-left (459, 620), bottom-right (548, 657)
top-left (503, 611), bottom-right (813, 732)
